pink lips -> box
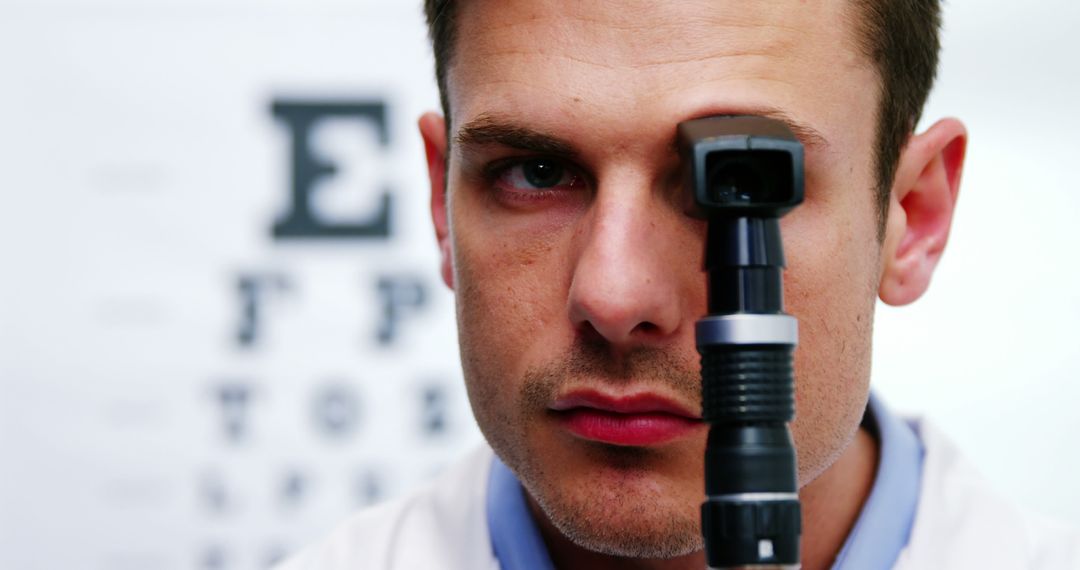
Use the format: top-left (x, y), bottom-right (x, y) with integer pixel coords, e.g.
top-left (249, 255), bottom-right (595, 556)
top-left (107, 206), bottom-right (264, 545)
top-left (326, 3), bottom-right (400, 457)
top-left (550, 391), bottom-right (704, 447)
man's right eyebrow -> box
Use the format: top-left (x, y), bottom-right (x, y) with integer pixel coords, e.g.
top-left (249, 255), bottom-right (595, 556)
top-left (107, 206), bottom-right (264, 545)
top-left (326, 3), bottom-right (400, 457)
top-left (454, 116), bottom-right (577, 157)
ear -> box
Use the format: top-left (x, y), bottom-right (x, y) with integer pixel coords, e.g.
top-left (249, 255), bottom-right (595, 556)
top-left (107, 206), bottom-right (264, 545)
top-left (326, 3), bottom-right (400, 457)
top-left (418, 111), bottom-right (454, 290)
top-left (879, 118), bottom-right (967, 306)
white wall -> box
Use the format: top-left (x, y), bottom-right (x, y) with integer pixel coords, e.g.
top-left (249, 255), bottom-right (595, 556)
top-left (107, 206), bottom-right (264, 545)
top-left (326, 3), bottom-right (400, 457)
top-left (873, 0), bottom-right (1080, 526)
top-left (0, 2), bottom-right (476, 569)
top-left (0, 1), bottom-right (1076, 569)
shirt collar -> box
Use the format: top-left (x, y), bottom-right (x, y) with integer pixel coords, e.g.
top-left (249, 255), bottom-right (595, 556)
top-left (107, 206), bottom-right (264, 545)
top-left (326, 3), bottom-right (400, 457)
top-left (486, 392), bottom-right (923, 570)
top-left (831, 392), bottom-right (924, 569)
top-left (486, 457), bottom-right (556, 570)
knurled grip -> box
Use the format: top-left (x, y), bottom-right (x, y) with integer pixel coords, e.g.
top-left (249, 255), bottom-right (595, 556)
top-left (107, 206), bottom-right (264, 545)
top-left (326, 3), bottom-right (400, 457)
top-left (700, 346), bottom-right (794, 422)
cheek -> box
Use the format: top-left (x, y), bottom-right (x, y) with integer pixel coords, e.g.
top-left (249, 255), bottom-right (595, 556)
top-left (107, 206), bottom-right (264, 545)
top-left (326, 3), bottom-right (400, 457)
top-left (454, 225), bottom-right (563, 340)
top-left (449, 201), bottom-right (574, 410)
top-left (780, 189), bottom-right (880, 483)
top-left (450, 209), bottom-right (584, 471)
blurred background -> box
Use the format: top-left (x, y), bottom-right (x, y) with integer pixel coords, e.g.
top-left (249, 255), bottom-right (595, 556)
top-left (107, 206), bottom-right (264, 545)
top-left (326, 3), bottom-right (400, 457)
top-left (0, 0), bottom-right (1077, 569)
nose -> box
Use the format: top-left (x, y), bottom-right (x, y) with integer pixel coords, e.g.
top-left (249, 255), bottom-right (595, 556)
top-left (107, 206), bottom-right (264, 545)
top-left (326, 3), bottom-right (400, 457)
top-left (567, 181), bottom-right (692, 350)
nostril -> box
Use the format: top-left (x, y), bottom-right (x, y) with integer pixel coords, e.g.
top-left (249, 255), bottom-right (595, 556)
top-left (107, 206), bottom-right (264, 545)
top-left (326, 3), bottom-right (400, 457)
top-left (576, 320), bottom-right (606, 344)
top-left (633, 322), bottom-right (659, 335)
top-left (576, 318), bottom-right (662, 345)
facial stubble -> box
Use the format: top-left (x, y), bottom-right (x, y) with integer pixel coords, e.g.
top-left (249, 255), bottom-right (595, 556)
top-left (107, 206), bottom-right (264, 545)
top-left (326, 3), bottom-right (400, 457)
top-left (466, 335), bottom-right (706, 558)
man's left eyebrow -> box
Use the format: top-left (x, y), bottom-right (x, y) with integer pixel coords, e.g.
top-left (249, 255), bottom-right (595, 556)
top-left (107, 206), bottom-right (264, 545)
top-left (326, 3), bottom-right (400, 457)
top-left (758, 108), bottom-right (829, 151)
top-left (454, 115), bottom-right (577, 156)
top-left (670, 108), bottom-right (830, 153)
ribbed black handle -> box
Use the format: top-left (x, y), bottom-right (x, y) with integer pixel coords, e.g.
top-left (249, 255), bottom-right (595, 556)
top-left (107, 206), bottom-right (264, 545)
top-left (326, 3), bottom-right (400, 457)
top-left (700, 346), bottom-right (794, 423)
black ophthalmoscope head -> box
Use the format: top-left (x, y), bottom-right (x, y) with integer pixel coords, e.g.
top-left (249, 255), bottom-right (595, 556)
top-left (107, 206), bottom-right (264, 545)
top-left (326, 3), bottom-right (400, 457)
top-left (678, 115), bottom-right (804, 221)
top-left (679, 115), bottom-right (805, 570)
top-left (679, 116), bottom-right (805, 314)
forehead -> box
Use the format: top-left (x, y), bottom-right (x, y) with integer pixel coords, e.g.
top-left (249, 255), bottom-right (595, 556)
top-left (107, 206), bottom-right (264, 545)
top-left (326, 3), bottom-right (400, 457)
top-left (446, 0), bottom-right (877, 160)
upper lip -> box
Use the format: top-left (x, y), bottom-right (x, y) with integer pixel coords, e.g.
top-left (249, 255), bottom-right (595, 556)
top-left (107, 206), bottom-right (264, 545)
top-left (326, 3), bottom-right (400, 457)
top-left (550, 390), bottom-right (701, 419)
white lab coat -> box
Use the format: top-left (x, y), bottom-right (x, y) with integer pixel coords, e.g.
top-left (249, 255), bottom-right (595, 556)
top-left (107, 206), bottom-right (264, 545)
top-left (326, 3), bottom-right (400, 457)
top-left (275, 419), bottom-right (1080, 569)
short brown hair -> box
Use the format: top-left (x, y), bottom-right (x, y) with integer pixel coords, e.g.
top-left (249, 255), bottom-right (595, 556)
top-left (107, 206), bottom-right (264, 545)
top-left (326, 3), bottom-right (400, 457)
top-left (422, 0), bottom-right (941, 238)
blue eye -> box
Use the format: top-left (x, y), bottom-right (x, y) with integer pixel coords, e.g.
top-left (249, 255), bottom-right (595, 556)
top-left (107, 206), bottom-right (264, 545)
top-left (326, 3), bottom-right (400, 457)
top-left (496, 158), bottom-right (581, 192)
top-left (522, 159), bottom-right (564, 188)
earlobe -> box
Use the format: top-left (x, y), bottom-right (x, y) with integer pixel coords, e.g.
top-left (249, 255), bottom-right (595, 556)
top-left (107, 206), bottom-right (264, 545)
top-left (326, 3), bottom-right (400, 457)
top-left (879, 118), bottom-right (967, 306)
top-left (418, 112), bottom-right (454, 290)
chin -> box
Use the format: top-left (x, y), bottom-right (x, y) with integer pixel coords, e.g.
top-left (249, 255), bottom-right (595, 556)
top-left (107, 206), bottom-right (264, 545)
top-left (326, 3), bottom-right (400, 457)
top-left (519, 442), bottom-right (705, 559)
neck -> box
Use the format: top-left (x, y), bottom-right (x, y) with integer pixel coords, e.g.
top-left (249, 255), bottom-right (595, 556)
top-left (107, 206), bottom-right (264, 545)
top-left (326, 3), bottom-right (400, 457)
top-left (529, 427), bottom-right (879, 570)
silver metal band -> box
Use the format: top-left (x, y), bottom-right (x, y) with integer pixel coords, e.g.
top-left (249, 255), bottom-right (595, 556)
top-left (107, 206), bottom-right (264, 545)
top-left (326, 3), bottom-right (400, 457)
top-left (706, 492), bottom-right (799, 502)
top-left (708, 561), bottom-right (803, 565)
top-left (696, 314), bottom-right (798, 346)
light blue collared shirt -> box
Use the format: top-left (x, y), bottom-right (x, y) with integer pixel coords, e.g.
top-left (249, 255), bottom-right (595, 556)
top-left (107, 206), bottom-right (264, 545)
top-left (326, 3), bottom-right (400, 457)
top-left (486, 393), bottom-right (924, 570)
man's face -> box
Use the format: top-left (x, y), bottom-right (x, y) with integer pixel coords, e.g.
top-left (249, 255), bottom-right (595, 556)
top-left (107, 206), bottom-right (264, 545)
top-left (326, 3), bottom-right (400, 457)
top-left (434, 0), bottom-right (883, 557)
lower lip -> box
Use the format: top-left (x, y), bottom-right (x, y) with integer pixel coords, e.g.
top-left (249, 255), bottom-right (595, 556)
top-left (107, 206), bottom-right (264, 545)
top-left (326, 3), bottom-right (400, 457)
top-left (555, 409), bottom-right (703, 446)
